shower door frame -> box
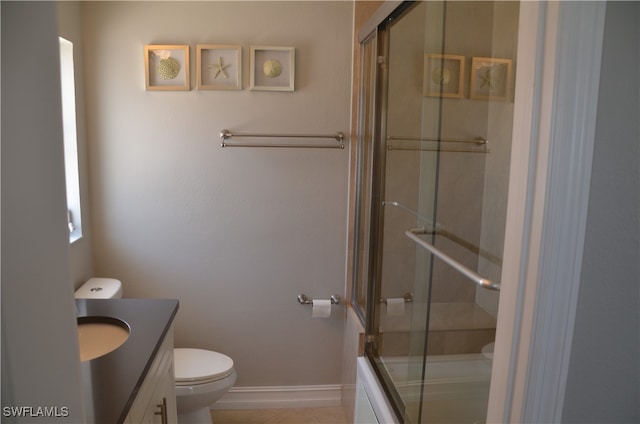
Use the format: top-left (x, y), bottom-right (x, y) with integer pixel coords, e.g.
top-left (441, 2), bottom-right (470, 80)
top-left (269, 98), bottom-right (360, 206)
top-left (351, 0), bottom-right (420, 337)
top-left (359, 3), bottom-right (426, 421)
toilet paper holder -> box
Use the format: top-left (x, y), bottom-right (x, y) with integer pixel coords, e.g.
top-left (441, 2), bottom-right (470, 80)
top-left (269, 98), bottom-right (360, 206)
top-left (297, 294), bottom-right (341, 305)
top-left (380, 292), bottom-right (413, 304)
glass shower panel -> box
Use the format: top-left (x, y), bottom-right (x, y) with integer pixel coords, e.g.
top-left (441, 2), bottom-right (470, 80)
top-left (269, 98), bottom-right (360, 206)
top-left (359, 1), bottom-right (519, 423)
top-left (418, 3), bottom-right (518, 422)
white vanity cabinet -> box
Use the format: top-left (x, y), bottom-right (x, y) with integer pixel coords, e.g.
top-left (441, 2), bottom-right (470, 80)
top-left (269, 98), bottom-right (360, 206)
top-left (125, 325), bottom-right (177, 424)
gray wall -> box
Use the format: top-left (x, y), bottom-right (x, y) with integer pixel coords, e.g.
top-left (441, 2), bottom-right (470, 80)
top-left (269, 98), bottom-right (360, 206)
top-left (81, 1), bottom-right (353, 387)
top-left (1, 2), bottom-right (85, 421)
top-left (562, 2), bottom-right (640, 422)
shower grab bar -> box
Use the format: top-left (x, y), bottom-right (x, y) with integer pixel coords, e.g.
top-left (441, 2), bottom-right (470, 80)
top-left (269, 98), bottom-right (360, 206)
top-left (297, 294), bottom-right (341, 305)
top-left (405, 228), bottom-right (501, 291)
top-left (220, 129), bottom-right (345, 149)
top-left (386, 135), bottom-right (489, 153)
top-left (383, 201), bottom-right (502, 267)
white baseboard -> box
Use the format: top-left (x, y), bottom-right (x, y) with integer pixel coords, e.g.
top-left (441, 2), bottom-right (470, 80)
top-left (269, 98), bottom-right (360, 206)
top-left (212, 385), bottom-right (343, 410)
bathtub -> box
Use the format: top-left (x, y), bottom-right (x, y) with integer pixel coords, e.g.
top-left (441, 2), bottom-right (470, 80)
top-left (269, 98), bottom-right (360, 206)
top-left (355, 354), bottom-right (492, 423)
top-left (355, 357), bottom-right (399, 424)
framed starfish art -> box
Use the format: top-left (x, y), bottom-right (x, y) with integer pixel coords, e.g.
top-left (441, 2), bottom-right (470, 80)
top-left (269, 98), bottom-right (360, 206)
top-left (470, 57), bottom-right (512, 101)
top-left (196, 45), bottom-right (242, 90)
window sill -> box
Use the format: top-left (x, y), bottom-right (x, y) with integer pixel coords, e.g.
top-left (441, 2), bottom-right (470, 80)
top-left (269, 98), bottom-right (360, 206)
top-left (70, 232), bottom-right (83, 245)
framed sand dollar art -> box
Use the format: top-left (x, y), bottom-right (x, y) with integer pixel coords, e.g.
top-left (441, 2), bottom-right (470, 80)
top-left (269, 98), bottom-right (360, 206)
top-left (250, 46), bottom-right (295, 92)
top-left (423, 53), bottom-right (465, 98)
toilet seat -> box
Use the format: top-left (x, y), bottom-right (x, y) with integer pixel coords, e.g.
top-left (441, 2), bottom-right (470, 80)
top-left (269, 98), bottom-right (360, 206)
top-left (174, 348), bottom-right (234, 386)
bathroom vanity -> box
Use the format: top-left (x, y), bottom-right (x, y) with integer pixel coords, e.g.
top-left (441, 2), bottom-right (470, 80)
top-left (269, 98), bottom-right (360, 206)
top-left (76, 298), bottom-right (179, 424)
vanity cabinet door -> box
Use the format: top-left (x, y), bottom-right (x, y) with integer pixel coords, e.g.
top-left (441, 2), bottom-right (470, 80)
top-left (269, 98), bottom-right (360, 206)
top-left (149, 366), bottom-right (178, 424)
top-left (125, 326), bottom-right (177, 424)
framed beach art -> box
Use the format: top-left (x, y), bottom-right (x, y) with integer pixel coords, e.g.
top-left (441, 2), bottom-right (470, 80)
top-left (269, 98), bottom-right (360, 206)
top-left (423, 53), bottom-right (465, 98)
top-left (469, 57), bottom-right (512, 101)
top-left (250, 46), bottom-right (295, 92)
top-left (144, 44), bottom-right (190, 91)
top-left (196, 44), bottom-right (242, 90)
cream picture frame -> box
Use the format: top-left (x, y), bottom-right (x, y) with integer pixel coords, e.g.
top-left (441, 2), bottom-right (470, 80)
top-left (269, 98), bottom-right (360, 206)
top-left (250, 46), bottom-right (295, 92)
top-left (470, 57), bottom-right (512, 101)
top-left (196, 44), bottom-right (242, 90)
top-left (144, 44), bottom-right (190, 91)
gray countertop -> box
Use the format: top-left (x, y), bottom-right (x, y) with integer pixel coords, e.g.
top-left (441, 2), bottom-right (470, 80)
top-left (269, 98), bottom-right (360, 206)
top-left (76, 298), bottom-right (179, 424)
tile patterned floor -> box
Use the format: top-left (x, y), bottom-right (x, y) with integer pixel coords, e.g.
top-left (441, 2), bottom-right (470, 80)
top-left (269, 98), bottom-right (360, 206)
top-left (211, 407), bottom-right (349, 424)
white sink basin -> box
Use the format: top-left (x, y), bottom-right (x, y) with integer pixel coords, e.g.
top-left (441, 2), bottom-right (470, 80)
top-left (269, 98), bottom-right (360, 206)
top-left (77, 316), bottom-right (130, 362)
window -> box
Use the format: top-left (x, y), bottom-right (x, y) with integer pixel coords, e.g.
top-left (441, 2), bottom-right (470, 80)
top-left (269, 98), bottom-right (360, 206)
top-left (59, 37), bottom-right (82, 243)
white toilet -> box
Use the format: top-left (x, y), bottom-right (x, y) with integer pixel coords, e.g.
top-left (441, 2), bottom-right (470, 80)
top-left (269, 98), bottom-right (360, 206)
top-left (75, 278), bottom-right (237, 424)
top-left (173, 348), bottom-right (237, 423)
top-left (74, 277), bottom-right (123, 299)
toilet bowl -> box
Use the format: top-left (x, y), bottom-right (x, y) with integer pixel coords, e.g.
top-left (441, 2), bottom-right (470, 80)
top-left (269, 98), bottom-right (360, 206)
top-left (75, 278), bottom-right (237, 424)
top-left (174, 348), bottom-right (236, 424)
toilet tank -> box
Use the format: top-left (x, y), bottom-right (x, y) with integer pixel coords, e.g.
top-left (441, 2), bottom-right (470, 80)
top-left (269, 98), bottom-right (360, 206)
top-left (75, 278), bottom-right (123, 299)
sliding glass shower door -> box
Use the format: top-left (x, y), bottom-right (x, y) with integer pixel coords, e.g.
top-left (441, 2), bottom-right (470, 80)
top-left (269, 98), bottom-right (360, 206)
top-left (353, 1), bottom-right (519, 423)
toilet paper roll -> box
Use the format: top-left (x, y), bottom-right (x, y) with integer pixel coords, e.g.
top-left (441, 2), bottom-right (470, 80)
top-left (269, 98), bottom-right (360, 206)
top-left (312, 299), bottom-right (332, 318)
top-left (386, 298), bottom-right (405, 316)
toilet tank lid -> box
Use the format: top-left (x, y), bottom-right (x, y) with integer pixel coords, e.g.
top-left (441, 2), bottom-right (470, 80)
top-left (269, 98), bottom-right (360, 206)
top-left (74, 277), bottom-right (122, 299)
top-left (174, 348), bottom-right (234, 382)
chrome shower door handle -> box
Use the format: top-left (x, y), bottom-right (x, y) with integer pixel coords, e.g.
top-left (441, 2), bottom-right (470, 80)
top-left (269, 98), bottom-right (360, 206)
top-left (405, 229), bottom-right (501, 291)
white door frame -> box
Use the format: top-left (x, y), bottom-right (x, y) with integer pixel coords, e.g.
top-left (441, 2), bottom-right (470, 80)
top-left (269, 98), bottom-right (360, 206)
top-left (487, 1), bottom-right (607, 422)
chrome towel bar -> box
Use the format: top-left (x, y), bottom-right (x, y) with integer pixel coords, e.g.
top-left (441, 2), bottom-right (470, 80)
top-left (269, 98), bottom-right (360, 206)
top-left (220, 129), bottom-right (345, 149)
top-left (386, 135), bottom-right (489, 153)
top-left (387, 135), bottom-right (487, 144)
top-left (297, 294), bottom-right (341, 305)
top-left (405, 229), bottom-right (501, 291)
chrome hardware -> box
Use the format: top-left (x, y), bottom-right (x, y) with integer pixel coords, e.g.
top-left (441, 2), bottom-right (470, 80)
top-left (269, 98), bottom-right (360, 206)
top-left (405, 229), bottom-right (501, 291)
top-left (386, 135), bottom-right (489, 153)
top-left (380, 292), bottom-right (413, 304)
top-left (297, 294), bottom-right (341, 305)
top-left (154, 397), bottom-right (168, 424)
top-left (220, 129), bottom-right (345, 149)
